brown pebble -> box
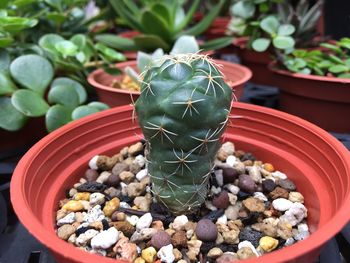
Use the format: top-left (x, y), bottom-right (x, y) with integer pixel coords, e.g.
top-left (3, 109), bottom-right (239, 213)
top-left (105, 174), bottom-right (121, 187)
top-left (128, 142), bottom-right (143, 156)
top-left (151, 221), bottom-right (164, 230)
top-left (57, 224), bottom-right (76, 240)
top-left (196, 219), bottom-right (218, 242)
top-left (263, 163), bottom-right (275, 172)
top-left (212, 191), bottom-right (230, 209)
top-left (113, 221), bottom-right (135, 237)
top-left (216, 253), bottom-right (238, 263)
top-left (151, 231), bottom-right (172, 249)
top-left (237, 247), bottom-right (257, 260)
top-left (238, 174), bottom-right (256, 193)
top-left (269, 186), bottom-right (289, 199)
top-left (112, 162), bottom-right (129, 176)
top-left (242, 197), bottom-right (265, 212)
top-left (85, 169), bottom-right (99, 182)
top-left (222, 167), bottom-right (239, 183)
top-left (171, 231), bottom-right (188, 248)
top-left (111, 211), bottom-right (126, 221)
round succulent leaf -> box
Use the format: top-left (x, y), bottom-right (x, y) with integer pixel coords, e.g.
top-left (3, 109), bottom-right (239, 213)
top-left (45, 104), bottom-right (72, 132)
top-left (10, 54), bottom-right (53, 95)
top-left (87, 101), bottom-right (109, 111)
top-left (329, 64), bottom-right (349, 74)
top-left (0, 36), bottom-right (14, 48)
top-left (260, 16), bottom-right (279, 35)
top-left (0, 17), bottom-right (38, 32)
top-left (231, 1), bottom-right (255, 19)
top-left (0, 97), bottom-right (28, 131)
top-left (70, 34), bottom-right (87, 47)
top-left (252, 38), bottom-right (271, 52)
top-left (170, 35), bottom-right (199, 55)
top-left (55, 40), bottom-right (78, 56)
top-left (51, 77), bottom-right (87, 104)
top-left (0, 49), bottom-right (10, 71)
top-left (278, 24), bottom-right (295, 36)
top-left (39, 34), bottom-right (65, 53)
top-left (0, 71), bottom-right (17, 95)
top-left (48, 85), bottom-right (80, 108)
top-left (11, 89), bottom-right (49, 117)
top-left (71, 105), bottom-right (99, 120)
top-left (273, 36), bottom-right (295, 50)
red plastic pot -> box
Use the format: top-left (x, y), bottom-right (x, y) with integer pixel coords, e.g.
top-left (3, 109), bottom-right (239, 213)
top-left (204, 16), bottom-right (231, 40)
top-left (88, 60), bottom-right (252, 107)
top-left (269, 62), bottom-right (350, 133)
top-left (11, 102), bottom-right (350, 263)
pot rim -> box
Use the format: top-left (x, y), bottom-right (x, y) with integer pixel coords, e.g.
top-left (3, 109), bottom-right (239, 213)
top-left (10, 102), bottom-right (350, 263)
top-left (87, 59), bottom-right (252, 95)
top-left (269, 61), bottom-right (350, 84)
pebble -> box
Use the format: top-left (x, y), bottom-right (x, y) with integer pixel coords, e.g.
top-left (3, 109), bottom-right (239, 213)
top-left (222, 228), bottom-right (240, 244)
top-left (141, 247), bottom-right (157, 263)
top-left (280, 203), bottom-right (307, 226)
top-left (214, 169), bottom-right (224, 186)
top-left (272, 198), bottom-right (293, 211)
top-left (237, 247), bottom-right (257, 260)
top-left (293, 223), bottom-right (310, 241)
top-left (262, 179), bottom-right (276, 193)
top-left (285, 237), bottom-right (295, 246)
top-left (105, 174), bottom-right (120, 187)
top-left (238, 240), bottom-right (259, 256)
top-left (263, 163), bottom-right (275, 172)
top-left (75, 229), bottom-right (99, 246)
top-left (172, 248), bottom-right (182, 261)
top-left (114, 237), bottom-right (138, 261)
top-left (222, 167), bottom-right (238, 184)
top-left (212, 191), bottom-right (230, 209)
top-left (225, 206), bottom-right (239, 220)
top-left (226, 184), bottom-right (240, 195)
top-left (126, 215), bottom-right (140, 226)
top-left (259, 236), bottom-right (279, 252)
top-left (221, 142), bottom-right (235, 155)
top-left (157, 244), bottom-right (175, 263)
top-left (112, 162), bottom-right (129, 176)
top-left (171, 230), bottom-right (187, 247)
top-left (77, 182), bottom-right (106, 193)
top-left (119, 171), bottom-right (135, 183)
top-left (136, 169), bottom-right (148, 181)
top-left (57, 212), bottom-right (75, 226)
top-left (89, 193), bottom-right (105, 206)
top-left (208, 247), bottom-right (224, 258)
top-left (239, 227), bottom-right (262, 247)
top-left (217, 214), bottom-right (228, 225)
top-left (96, 171), bottom-right (111, 184)
top-left (127, 182), bottom-right (145, 197)
top-left (136, 213), bottom-right (153, 231)
top-left (226, 155), bottom-right (238, 167)
top-left (111, 211), bottom-right (126, 221)
top-left (269, 186), bottom-right (289, 199)
top-left (151, 231), bottom-right (172, 249)
top-left (216, 253), bottom-right (238, 263)
top-left (62, 200), bottom-right (84, 212)
top-left (91, 227), bottom-right (119, 249)
top-left (288, 191), bottom-right (304, 203)
top-left (113, 221), bottom-right (135, 237)
top-left (85, 169), bottom-right (99, 182)
top-left (186, 240), bottom-right (202, 261)
top-left (278, 179), bottom-right (296, 191)
top-left (134, 195), bottom-right (152, 211)
top-left (248, 165), bottom-right (262, 183)
top-left (84, 205), bottom-right (105, 223)
top-left (238, 174), bottom-right (256, 193)
top-left (135, 257), bottom-right (146, 263)
top-left (57, 224), bottom-right (76, 240)
top-left (129, 142), bottom-right (143, 156)
top-left (242, 197), bottom-right (265, 212)
top-left (271, 171), bottom-right (287, 180)
top-left (172, 215), bottom-right (188, 231)
top-left (152, 220), bottom-right (164, 230)
top-left (88, 156), bottom-right (99, 170)
top-left (196, 219), bottom-right (218, 242)
top-left (253, 192), bottom-right (268, 202)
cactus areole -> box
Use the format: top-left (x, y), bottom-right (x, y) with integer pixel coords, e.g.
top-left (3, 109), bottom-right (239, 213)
top-left (135, 54), bottom-right (233, 215)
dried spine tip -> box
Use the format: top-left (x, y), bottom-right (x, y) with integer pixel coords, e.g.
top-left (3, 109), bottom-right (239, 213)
top-left (135, 54), bottom-right (233, 214)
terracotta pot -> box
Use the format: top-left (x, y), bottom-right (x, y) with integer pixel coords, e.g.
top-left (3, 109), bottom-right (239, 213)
top-left (269, 62), bottom-right (350, 133)
top-left (88, 60), bottom-right (251, 107)
top-left (11, 102), bottom-right (350, 263)
top-left (204, 17), bottom-right (231, 40)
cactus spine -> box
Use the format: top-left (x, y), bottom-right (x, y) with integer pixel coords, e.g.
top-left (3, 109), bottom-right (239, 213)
top-left (135, 54), bottom-right (232, 214)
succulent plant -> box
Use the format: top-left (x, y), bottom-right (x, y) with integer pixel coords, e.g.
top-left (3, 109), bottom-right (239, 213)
top-left (135, 54), bottom-right (232, 214)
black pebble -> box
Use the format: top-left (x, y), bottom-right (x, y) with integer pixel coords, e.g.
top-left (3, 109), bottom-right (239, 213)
top-left (262, 179), bottom-right (276, 193)
top-left (276, 238), bottom-right (286, 249)
top-left (202, 209), bottom-right (224, 222)
top-left (209, 172), bottom-right (219, 187)
top-left (120, 195), bottom-right (133, 204)
top-left (218, 243), bottom-right (238, 253)
top-left (77, 182), bottom-right (107, 193)
top-left (240, 152), bottom-right (256, 162)
top-left (237, 190), bottom-right (251, 200)
top-left (102, 219), bottom-right (109, 230)
top-left (200, 242), bottom-right (216, 254)
top-left (75, 226), bottom-right (93, 236)
top-left (240, 212), bottom-right (260, 225)
top-left (239, 227), bottom-right (263, 247)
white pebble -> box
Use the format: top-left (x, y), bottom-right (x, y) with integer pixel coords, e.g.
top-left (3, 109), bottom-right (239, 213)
top-left (280, 203), bottom-right (307, 226)
top-left (226, 155), bottom-right (238, 167)
top-left (172, 215), bottom-right (188, 231)
top-left (216, 214), bottom-right (228, 225)
top-left (271, 171), bottom-right (287, 180)
top-left (90, 248), bottom-right (107, 256)
top-left (136, 169), bottom-right (148, 181)
top-left (228, 193), bottom-right (237, 205)
top-left (157, 244), bottom-right (175, 263)
top-left (136, 213), bottom-right (153, 231)
top-left (253, 192), bottom-right (268, 202)
top-left (120, 202), bottom-right (131, 209)
top-left (221, 142), bottom-right (235, 155)
top-left (205, 201), bottom-right (218, 211)
top-left (238, 241), bottom-right (259, 256)
top-left (293, 223), bottom-right (310, 241)
top-left (226, 184), bottom-right (240, 195)
top-left (126, 215), bottom-right (139, 226)
top-left (91, 227), bottom-right (119, 249)
top-left (214, 169), bottom-right (224, 186)
top-left (248, 165), bottom-right (262, 183)
top-left (57, 212), bottom-right (75, 226)
top-left (134, 155), bottom-right (146, 168)
top-left (89, 155), bottom-right (99, 170)
top-left (298, 223), bottom-right (309, 232)
top-left (89, 193), bottom-right (105, 206)
top-left (272, 198), bottom-right (293, 211)
top-left (284, 238), bottom-right (295, 246)
top-left (96, 171), bottom-right (111, 184)
top-left (83, 205), bottom-right (105, 223)
top-left (75, 229), bottom-right (99, 246)
top-left (80, 200), bottom-right (90, 210)
top-left (211, 186), bottom-right (221, 195)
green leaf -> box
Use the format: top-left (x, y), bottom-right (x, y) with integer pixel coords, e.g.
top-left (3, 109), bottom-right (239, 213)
top-left (319, 60), bottom-right (333, 69)
top-left (273, 36), bottom-right (295, 49)
top-left (95, 43), bottom-right (126, 61)
top-left (94, 34), bottom-right (137, 51)
top-left (103, 66), bottom-right (122, 76)
top-left (45, 105), bottom-right (72, 132)
top-left (260, 16), bottom-right (279, 35)
top-left (328, 54), bottom-right (345, 65)
top-left (11, 89), bottom-right (49, 117)
top-left (0, 72), bottom-right (17, 95)
top-left (71, 105), bottom-right (99, 120)
top-left (278, 24), bottom-right (295, 36)
top-left (39, 34), bottom-right (65, 53)
top-left (0, 49), bottom-right (10, 71)
top-left (0, 17), bottom-right (38, 32)
top-left (0, 97), bottom-right (28, 131)
top-left (252, 38), bottom-right (271, 52)
top-left (46, 12), bottom-right (66, 24)
top-left (170, 35), bottom-right (199, 55)
top-left (137, 51), bottom-right (153, 72)
top-left (320, 43), bottom-right (342, 54)
top-left (297, 1), bottom-right (322, 35)
top-left (199, 37), bottom-right (233, 51)
top-left (88, 101), bottom-right (109, 111)
top-left (338, 73), bottom-right (350, 79)
top-left (133, 34), bottom-right (170, 52)
top-left (140, 10), bottom-right (171, 42)
top-left (329, 65), bottom-right (349, 74)
top-left (55, 40), bottom-right (78, 56)
top-left (51, 77), bottom-right (87, 104)
top-left (151, 3), bottom-right (171, 25)
top-left (70, 34), bottom-right (86, 48)
top-left (299, 68), bottom-right (311, 74)
top-left (231, 1), bottom-right (255, 19)
top-left (0, 0), bottom-right (9, 8)
top-left (44, 0), bottom-right (62, 10)
top-left (48, 85), bottom-right (80, 108)
top-left (292, 49), bottom-right (307, 58)
top-left (10, 54), bottom-right (54, 95)
top-left (0, 36), bottom-right (13, 48)
top-left (175, 0), bottom-right (200, 31)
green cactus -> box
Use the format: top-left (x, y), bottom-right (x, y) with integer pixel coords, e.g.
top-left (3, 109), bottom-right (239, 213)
top-left (135, 54), bottom-right (232, 215)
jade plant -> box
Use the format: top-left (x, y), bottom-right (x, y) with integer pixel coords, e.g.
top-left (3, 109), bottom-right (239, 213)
top-left (135, 54), bottom-right (232, 214)
top-left (0, 54), bottom-right (109, 132)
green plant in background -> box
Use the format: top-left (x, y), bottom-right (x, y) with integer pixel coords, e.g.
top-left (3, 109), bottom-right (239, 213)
top-left (135, 54), bottom-right (232, 214)
top-left (281, 38), bottom-right (350, 78)
top-left (0, 54), bottom-right (109, 132)
top-left (95, 0), bottom-right (233, 53)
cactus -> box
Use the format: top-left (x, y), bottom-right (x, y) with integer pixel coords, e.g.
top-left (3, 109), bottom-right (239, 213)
top-left (135, 54), bottom-right (232, 215)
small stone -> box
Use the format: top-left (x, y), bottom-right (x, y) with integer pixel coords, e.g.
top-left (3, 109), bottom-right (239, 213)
top-left (119, 171), bottom-right (135, 183)
top-left (241, 152), bottom-right (256, 162)
top-left (136, 169), bottom-right (148, 181)
top-left (288, 192), bottom-right (304, 203)
top-left (84, 205), bottom-right (105, 223)
top-left (113, 221), bottom-right (135, 237)
top-left (57, 212), bottom-right (75, 226)
top-left (134, 154), bottom-right (146, 167)
top-left (278, 179), bottom-right (296, 191)
top-left (171, 230), bottom-right (187, 248)
top-left (134, 195), bottom-right (152, 212)
top-left (211, 186), bottom-right (222, 195)
top-left (89, 221), bottom-right (103, 230)
top-left (88, 156), bottom-right (99, 170)
top-left (239, 227), bottom-right (263, 247)
top-left (157, 244), bottom-right (175, 263)
top-left (216, 253), bottom-right (238, 263)
top-left (126, 215), bottom-right (139, 226)
top-left (141, 247), bottom-right (157, 263)
top-left (62, 200), bottom-right (84, 212)
top-left (114, 237), bottom-right (138, 261)
top-left (151, 230), bottom-right (172, 249)
top-left (216, 214), bottom-right (228, 225)
top-left (103, 197), bottom-right (120, 217)
top-left (67, 233), bottom-right (76, 244)
top-left (252, 221), bottom-right (277, 238)
top-left (233, 161), bottom-right (246, 174)
top-left (75, 229), bottom-right (99, 246)
top-left (135, 257), bottom-right (146, 263)
top-left (85, 169), bottom-right (99, 182)
top-left (172, 215), bottom-right (188, 231)
top-left (57, 224), bottom-right (76, 240)
top-left (262, 179), bottom-right (276, 193)
top-left (105, 174), bottom-right (121, 187)
top-left (212, 191), bottom-right (230, 209)
top-left (75, 212), bottom-right (85, 223)
top-left (271, 171), bottom-right (287, 180)
top-left (226, 155), bottom-right (238, 167)
top-left (247, 165), bottom-right (262, 183)
top-left (221, 142), bottom-right (235, 155)
top-left (129, 142), bottom-right (143, 156)
top-left (112, 162), bottom-right (129, 175)
top-left (96, 171), bottom-right (111, 184)
top-left (208, 247), bottom-right (224, 258)
top-left (135, 228), bottom-right (158, 242)
top-left (222, 167), bottom-right (238, 184)
top-left (269, 186), bottom-right (289, 199)
top-left (242, 197), bottom-right (265, 212)
top-left (77, 182), bottom-right (106, 193)
top-left (285, 237), bottom-right (295, 246)
top-left (68, 188), bottom-right (78, 197)
top-left (91, 227), bottom-right (119, 249)
top-left (215, 232), bottom-right (224, 245)
top-left (280, 203), bottom-right (307, 226)
top-left (238, 174), bottom-right (256, 193)
top-left (237, 247), bottom-right (257, 260)
top-left (104, 186), bottom-right (120, 197)
top-left (263, 163), bottom-right (275, 172)
top-left (253, 192), bottom-right (268, 202)
top-left (196, 219), bottom-right (218, 242)
top-left (89, 192), bottom-right (105, 206)
top-left (225, 205), bottom-right (240, 220)
top-left (277, 221), bottom-right (293, 239)
top-left (272, 198), bottom-right (293, 211)
top-left (172, 248), bottom-right (182, 261)
top-left (151, 220), bottom-right (164, 230)
top-left (136, 213), bottom-right (153, 231)
top-left (259, 236), bottom-right (279, 252)
top-left (130, 163), bottom-right (142, 175)
top-left (186, 240), bottom-right (202, 261)
top-left (222, 229), bottom-right (240, 244)
top-left (127, 182), bottom-right (145, 198)
top-left (111, 211), bottom-right (126, 221)
top-left (226, 184), bottom-right (240, 195)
